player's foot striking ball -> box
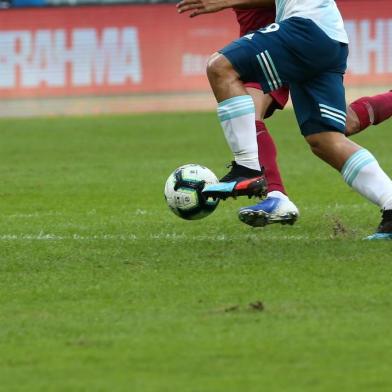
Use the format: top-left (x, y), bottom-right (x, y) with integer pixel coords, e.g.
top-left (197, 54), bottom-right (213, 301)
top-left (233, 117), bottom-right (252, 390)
top-left (202, 161), bottom-right (267, 200)
top-left (366, 210), bottom-right (392, 240)
top-left (238, 191), bottom-right (299, 227)
top-left (164, 164), bottom-right (220, 220)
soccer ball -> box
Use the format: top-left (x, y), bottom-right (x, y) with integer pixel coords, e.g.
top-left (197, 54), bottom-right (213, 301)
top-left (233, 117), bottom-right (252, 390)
top-left (164, 164), bottom-right (220, 220)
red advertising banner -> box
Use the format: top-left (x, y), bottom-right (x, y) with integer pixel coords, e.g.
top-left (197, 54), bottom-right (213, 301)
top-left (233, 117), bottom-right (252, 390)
top-left (0, 2), bottom-right (391, 99)
top-left (339, 0), bottom-right (392, 86)
top-left (0, 5), bottom-right (237, 98)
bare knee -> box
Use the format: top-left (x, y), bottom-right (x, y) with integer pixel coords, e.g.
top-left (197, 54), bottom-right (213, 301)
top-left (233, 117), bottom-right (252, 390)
top-left (206, 53), bottom-right (237, 84)
top-left (206, 52), bottom-right (246, 101)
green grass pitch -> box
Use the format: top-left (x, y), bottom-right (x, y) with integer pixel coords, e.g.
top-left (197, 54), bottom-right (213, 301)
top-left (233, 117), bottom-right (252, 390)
top-left (1, 110), bottom-right (392, 391)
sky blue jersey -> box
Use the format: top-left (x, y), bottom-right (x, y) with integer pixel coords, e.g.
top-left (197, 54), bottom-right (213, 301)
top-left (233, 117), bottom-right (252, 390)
top-left (275, 0), bottom-right (349, 44)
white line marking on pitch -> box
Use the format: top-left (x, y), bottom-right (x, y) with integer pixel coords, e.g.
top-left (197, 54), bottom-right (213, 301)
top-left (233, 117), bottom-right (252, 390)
top-left (0, 232), bottom-right (336, 242)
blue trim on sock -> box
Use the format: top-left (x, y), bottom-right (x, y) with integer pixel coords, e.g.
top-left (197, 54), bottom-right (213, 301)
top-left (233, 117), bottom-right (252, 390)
top-left (218, 96), bottom-right (253, 107)
top-left (341, 149), bottom-right (368, 175)
top-left (217, 96), bottom-right (255, 121)
top-left (219, 107), bottom-right (255, 122)
top-left (346, 158), bottom-right (376, 186)
top-left (341, 149), bottom-right (376, 186)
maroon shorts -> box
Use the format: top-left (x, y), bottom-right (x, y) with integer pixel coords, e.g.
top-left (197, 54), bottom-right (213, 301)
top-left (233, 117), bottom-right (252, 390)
top-left (244, 83), bottom-right (290, 119)
top-left (233, 7), bottom-right (289, 117)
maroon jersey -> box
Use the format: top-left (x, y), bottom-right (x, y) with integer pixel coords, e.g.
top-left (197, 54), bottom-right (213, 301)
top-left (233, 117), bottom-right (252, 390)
top-left (234, 7), bottom-right (276, 37)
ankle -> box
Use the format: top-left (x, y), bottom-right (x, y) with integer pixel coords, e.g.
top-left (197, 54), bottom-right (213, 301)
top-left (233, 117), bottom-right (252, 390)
top-left (234, 158), bottom-right (261, 172)
top-left (267, 190), bottom-right (288, 200)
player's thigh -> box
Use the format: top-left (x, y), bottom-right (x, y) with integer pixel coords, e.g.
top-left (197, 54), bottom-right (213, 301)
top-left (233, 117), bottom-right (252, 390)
top-left (219, 18), bottom-right (338, 98)
top-left (291, 72), bottom-right (347, 137)
top-left (219, 23), bottom-right (296, 96)
top-left (245, 86), bottom-right (274, 121)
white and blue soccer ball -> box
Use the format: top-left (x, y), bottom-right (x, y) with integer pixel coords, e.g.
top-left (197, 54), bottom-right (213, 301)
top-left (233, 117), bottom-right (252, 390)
top-left (164, 164), bottom-right (220, 220)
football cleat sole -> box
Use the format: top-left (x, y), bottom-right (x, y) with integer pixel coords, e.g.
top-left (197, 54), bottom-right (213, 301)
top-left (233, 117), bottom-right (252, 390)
top-left (202, 177), bottom-right (267, 200)
top-left (239, 209), bottom-right (299, 227)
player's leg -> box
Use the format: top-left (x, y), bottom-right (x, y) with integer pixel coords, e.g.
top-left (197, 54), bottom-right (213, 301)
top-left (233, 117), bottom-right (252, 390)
top-left (247, 85), bottom-right (299, 225)
top-left (247, 85), bottom-right (287, 193)
top-left (202, 20), bottom-right (301, 201)
top-left (297, 76), bottom-right (392, 239)
top-left (242, 75), bottom-right (392, 234)
top-left (346, 91), bottom-right (392, 136)
top-left (204, 17), bottom-right (329, 176)
top-left (205, 49), bottom-right (299, 223)
top-left (247, 86), bottom-right (287, 193)
top-left (201, 52), bottom-right (267, 200)
top-left (307, 133), bottom-right (392, 239)
top-left (225, 21), bottom-right (392, 237)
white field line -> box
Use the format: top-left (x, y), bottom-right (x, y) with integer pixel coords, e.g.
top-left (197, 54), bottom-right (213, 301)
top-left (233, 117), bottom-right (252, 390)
top-left (1, 204), bottom-right (368, 242)
top-left (6, 212), bottom-right (64, 219)
top-left (3, 204), bottom-right (366, 220)
top-left (0, 233), bottom-right (137, 241)
top-left (0, 232), bottom-right (338, 242)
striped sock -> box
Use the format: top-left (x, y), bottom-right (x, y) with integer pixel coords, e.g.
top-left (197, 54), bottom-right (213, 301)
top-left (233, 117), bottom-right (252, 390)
top-left (341, 149), bottom-right (392, 210)
top-left (217, 95), bottom-right (260, 171)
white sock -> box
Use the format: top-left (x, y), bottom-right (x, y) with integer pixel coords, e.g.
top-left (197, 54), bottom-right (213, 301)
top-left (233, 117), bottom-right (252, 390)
top-left (217, 95), bottom-right (260, 171)
top-left (267, 190), bottom-right (289, 200)
top-left (341, 149), bottom-right (392, 210)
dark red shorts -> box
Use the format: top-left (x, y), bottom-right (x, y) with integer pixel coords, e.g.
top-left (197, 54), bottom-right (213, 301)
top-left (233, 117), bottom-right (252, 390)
top-left (244, 83), bottom-right (290, 119)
